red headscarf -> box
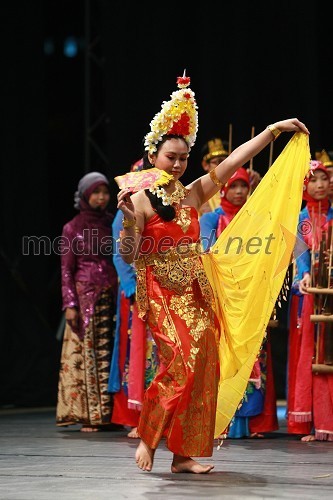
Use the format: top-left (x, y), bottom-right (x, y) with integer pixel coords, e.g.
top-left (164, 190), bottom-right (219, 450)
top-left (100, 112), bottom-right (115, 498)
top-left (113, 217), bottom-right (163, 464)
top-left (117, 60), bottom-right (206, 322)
top-left (220, 167), bottom-right (250, 216)
top-left (217, 167), bottom-right (250, 237)
top-left (303, 160), bottom-right (330, 213)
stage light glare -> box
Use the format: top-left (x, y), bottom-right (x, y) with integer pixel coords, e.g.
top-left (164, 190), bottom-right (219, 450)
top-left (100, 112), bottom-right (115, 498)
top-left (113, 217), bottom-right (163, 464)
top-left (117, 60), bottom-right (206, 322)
top-left (64, 37), bottom-right (78, 58)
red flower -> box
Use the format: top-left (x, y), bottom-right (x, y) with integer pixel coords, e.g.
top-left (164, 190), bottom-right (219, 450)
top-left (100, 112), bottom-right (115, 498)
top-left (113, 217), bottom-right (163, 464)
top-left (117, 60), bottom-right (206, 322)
top-left (177, 76), bottom-right (191, 87)
top-left (168, 113), bottom-right (190, 136)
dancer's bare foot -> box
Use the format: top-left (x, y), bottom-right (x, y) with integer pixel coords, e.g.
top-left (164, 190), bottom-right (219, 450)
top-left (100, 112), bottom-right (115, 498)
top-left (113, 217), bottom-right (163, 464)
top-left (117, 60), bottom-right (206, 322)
top-left (128, 427), bottom-right (139, 438)
top-left (135, 440), bottom-right (155, 471)
top-left (301, 434), bottom-right (316, 442)
top-left (171, 455), bottom-right (214, 474)
top-left (80, 425), bottom-right (99, 432)
top-left (250, 432), bottom-right (264, 438)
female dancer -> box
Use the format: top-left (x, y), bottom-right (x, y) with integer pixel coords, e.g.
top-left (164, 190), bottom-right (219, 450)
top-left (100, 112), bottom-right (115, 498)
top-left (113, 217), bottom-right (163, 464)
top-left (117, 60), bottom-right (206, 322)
top-left (116, 74), bottom-right (309, 472)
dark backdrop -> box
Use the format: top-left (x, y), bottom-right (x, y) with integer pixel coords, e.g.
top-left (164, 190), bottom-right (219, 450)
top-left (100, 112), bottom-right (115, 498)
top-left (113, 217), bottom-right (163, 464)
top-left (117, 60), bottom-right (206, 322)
top-left (1, 0), bottom-right (332, 407)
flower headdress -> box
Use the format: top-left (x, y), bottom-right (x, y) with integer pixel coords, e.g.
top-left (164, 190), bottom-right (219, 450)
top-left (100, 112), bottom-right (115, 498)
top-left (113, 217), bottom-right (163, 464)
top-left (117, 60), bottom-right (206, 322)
top-left (144, 71), bottom-right (198, 154)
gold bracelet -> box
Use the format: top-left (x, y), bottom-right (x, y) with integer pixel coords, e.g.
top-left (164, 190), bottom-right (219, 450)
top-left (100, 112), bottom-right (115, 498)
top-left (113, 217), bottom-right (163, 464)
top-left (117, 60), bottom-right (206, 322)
top-left (267, 124), bottom-right (282, 141)
top-left (122, 217), bottom-right (136, 228)
top-left (209, 168), bottom-right (224, 189)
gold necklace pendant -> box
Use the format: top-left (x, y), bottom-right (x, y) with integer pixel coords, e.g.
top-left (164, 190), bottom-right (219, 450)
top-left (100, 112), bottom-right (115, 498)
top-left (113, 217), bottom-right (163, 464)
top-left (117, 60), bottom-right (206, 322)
top-left (167, 181), bottom-right (190, 205)
top-left (149, 180), bottom-right (190, 206)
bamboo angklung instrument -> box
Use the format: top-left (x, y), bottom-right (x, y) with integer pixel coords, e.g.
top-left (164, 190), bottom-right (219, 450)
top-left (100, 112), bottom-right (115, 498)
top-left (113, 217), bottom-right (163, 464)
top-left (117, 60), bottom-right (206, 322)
top-left (314, 205), bottom-right (325, 363)
top-left (316, 202), bottom-right (327, 288)
top-left (310, 206), bottom-right (316, 286)
top-left (268, 140), bottom-right (274, 169)
top-left (248, 126), bottom-right (255, 196)
top-left (248, 126), bottom-right (255, 172)
top-left (327, 223), bottom-right (333, 287)
top-left (228, 123), bottom-right (232, 155)
top-left (310, 215), bottom-right (333, 371)
top-left (324, 223), bottom-right (333, 364)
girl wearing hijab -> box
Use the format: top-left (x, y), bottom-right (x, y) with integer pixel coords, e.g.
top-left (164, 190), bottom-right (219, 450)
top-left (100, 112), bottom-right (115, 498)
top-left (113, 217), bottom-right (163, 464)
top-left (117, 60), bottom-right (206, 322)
top-left (56, 172), bottom-right (118, 432)
top-left (200, 167), bottom-right (250, 250)
top-left (287, 160), bottom-right (333, 441)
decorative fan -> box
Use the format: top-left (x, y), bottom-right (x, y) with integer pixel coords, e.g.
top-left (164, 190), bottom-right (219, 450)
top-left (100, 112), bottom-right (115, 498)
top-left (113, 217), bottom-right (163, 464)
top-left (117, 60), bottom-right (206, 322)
top-left (114, 167), bottom-right (173, 192)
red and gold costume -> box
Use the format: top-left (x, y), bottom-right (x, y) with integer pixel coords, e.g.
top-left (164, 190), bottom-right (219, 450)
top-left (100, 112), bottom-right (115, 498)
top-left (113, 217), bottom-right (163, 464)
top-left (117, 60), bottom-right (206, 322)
top-left (116, 73), bottom-right (311, 454)
top-left (133, 133), bottom-right (310, 454)
top-left (135, 207), bottom-right (220, 456)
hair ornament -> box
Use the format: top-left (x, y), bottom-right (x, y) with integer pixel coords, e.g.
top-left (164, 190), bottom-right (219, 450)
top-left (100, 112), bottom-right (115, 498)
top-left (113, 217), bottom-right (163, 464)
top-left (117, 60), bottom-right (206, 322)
top-left (144, 70), bottom-right (198, 154)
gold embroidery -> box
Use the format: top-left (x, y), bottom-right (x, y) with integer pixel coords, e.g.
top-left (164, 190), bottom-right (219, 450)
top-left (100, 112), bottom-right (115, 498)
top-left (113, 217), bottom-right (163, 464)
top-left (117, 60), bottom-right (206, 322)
top-left (168, 352), bottom-right (187, 386)
top-left (153, 260), bottom-right (194, 294)
top-left (162, 316), bottom-right (176, 343)
top-left (174, 207), bottom-right (192, 233)
top-left (195, 267), bottom-right (215, 309)
top-left (136, 243), bottom-right (201, 295)
top-left (135, 265), bottom-right (148, 319)
top-left (177, 335), bottom-right (219, 455)
top-left (188, 344), bottom-right (200, 372)
top-left (160, 296), bottom-right (188, 385)
top-left (169, 294), bottom-right (210, 341)
top-left (148, 299), bottom-right (162, 327)
top-left (138, 290), bottom-right (219, 457)
top-left (135, 242), bottom-right (215, 318)
top-left (158, 340), bottom-right (175, 371)
top-left (168, 293), bottom-right (215, 374)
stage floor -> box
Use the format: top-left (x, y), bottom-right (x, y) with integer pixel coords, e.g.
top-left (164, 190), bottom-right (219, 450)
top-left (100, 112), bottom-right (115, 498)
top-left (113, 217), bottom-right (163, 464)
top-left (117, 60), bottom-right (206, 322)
top-left (0, 406), bottom-right (332, 499)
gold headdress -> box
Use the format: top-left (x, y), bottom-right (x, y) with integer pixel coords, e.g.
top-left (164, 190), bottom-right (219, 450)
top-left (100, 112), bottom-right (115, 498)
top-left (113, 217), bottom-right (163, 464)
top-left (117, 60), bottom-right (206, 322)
top-left (144, 71), bottom-right (198, 154)
top-left (203, 138), bottom-right (229, 162)
top-left (315, 149), bottom-right (333, 167)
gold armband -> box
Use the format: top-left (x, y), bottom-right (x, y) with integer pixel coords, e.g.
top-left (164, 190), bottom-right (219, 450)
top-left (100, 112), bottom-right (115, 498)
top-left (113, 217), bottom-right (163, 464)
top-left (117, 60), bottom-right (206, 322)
top-left (209, 168), bottom-right (224, 189)
top-left (267, 124), bottom-right (282, 141)
top-left (122, 217), bottom-right (136, 228)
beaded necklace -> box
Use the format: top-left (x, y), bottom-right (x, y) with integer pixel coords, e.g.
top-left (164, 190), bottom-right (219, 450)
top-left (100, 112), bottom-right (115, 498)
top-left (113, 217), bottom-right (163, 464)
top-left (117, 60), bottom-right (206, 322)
top-left (149, 180), bottom-right (190, 206)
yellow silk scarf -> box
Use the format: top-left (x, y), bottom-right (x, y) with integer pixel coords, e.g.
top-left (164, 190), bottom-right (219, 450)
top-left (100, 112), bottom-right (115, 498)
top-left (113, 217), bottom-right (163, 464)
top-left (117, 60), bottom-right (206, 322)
top-left (201, 132), bottom-right (310, 437)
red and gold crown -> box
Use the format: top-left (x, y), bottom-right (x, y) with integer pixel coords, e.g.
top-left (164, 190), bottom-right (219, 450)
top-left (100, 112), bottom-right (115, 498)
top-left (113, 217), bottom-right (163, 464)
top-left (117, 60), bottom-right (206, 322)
top-left (144, 71), bottom-right (198, 154)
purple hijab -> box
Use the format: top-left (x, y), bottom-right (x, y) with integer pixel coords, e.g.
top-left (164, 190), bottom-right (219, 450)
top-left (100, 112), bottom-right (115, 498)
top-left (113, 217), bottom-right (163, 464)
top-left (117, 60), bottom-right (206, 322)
top-left (73, 172), bottom-right (114, 251)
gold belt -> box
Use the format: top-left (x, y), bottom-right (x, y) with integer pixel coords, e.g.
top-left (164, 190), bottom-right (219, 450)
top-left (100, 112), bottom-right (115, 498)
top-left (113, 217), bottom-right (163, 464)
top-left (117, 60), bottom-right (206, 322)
top-left (136, 242), bottom-right (202, 267)
top-left (135, 242), bottom-right (213, 318)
